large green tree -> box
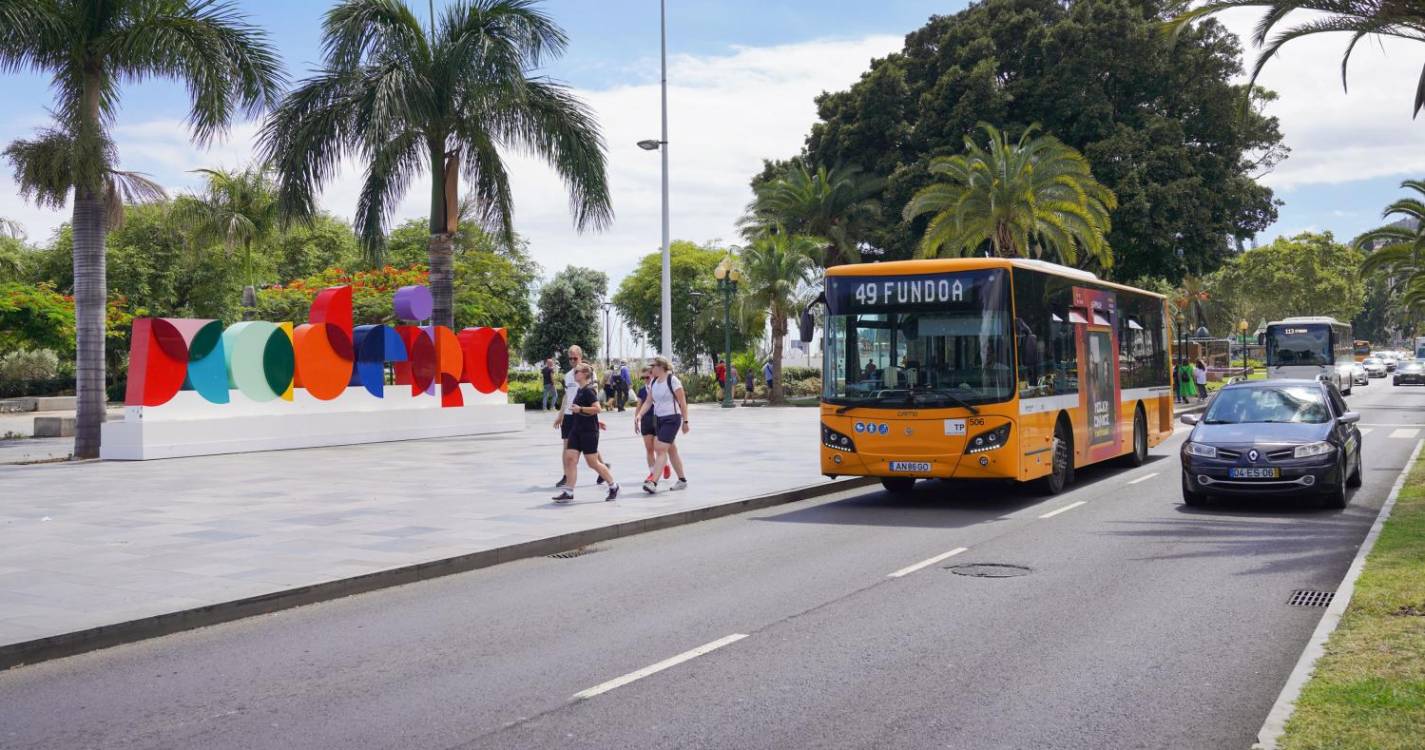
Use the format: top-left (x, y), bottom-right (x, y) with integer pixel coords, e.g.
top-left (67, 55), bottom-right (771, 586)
top-left (788, 0), bottom-right (1282, 281)
top-left (261, 0), bottom-right (612, 331)
top-left (0, 0), bottom-right (282, 457)
top-left (1211, 232), bottom-right (1366, 326)
top-left (522, 265), bottom-right (607, 366)
top-left (171, 166), bottom-right (279, 311)
top-left (1355, 179), bottom-right (1425, 324)
top-left (612, 240), bottom-right (758, 367)
top-left (1166, 1), bottom-right (1425, 117)
top-left (739, 229), bottom-right (820, 404)
top-left (903, 123), bottom-right (1116, 268)
top-left (741, 163), bottom-right (882, 268)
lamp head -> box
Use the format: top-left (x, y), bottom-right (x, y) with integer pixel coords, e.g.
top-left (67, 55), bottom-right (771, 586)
top-left (637, 139), bottom-right (662, 151)
top-left (729, 268), bottom-right (742, 283)
top-left (714, 263), bottom-right (727, 280)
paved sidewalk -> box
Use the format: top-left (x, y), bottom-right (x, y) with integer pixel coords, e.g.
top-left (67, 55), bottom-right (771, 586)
top-left (0, 404), bottom-right (839, 659)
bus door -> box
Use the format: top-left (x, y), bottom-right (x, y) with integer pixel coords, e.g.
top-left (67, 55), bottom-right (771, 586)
top-left (1073, 287), bottom-right (1121, 463)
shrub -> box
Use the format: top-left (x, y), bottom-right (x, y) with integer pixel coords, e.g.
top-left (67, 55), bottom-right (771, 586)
top-left (782, 366), bottom-right (819, 381)
top-left (507, 370), bottom-right (540, 385)
top-left (507, 379), bottom-right (550, 410)
top-left (0, 349), bottom-right (60, 381)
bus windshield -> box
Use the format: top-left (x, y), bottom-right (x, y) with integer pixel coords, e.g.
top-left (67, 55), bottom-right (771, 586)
top-left (823, 269), bottom-right (1013, 409)
top-left (1266, 325), bottom-right (1331, 367)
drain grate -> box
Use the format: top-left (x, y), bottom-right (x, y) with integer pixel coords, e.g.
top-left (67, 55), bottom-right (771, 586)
top-left (548, 546), bottom-right (601, 559)
top-left (946, 563), bottom-right (1032, 578)
top-left (1288, 589), bottom-right (1335, 608)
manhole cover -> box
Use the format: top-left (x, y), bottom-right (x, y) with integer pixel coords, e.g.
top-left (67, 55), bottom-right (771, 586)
top-left (548, 546), bottom-right (601, 559)
top-left (1287, 589), bottom-right (1334, 607)
top-left (946, 563), bottom-right (1031, 578)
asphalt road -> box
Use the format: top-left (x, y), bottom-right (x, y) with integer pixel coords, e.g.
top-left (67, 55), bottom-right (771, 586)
top-left (3, 378), bottom-right (1422, 750)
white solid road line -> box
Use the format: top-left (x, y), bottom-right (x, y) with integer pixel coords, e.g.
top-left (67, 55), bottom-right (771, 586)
top-left (573, 633), bottom-right (749, 701)
top-left (1038, 500), bottom-right (1087, 519)
top-left (1389, 428), bottom-right (1420, 439)
top-left (888, 546), bottom-right (969, 578)
top-left (1127, 472), bottom-right (1160, 485)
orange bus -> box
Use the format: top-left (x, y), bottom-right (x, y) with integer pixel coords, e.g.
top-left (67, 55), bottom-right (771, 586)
top-left (817, 258), bottom-right (1173, 494)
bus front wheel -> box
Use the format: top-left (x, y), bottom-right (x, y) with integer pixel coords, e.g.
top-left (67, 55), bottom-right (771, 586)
top-left (881, 477), bottom-right (916, 494)
top-left (1038, 422), bottom-right (1074, 495)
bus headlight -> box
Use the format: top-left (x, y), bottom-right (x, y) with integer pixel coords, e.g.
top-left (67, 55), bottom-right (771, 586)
top-left (822, 424), bottom-right (856, 452)
top-left (966, 424), bottom-right (1011, 454)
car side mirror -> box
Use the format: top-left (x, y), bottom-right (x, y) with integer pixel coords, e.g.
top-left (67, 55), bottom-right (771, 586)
top-left (1338, 412), bottom-right (1360, 425)
top-left (1180, 413), bottom-right (1201, 426)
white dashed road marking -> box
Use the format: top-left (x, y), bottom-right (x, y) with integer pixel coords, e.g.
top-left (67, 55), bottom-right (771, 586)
top-left (1039, 500), bottom-right (1087, 519)
top-left (1389, 428), bottom-right (1420, 439)
top-left (1127, 472), bottom-right (1159, 485)
top-left (1358, 428), bottom-right (1373, 436)
top-left (573, 634), bottom-right (749, 701)
top-left (888, 547), bottom-right (969, 578)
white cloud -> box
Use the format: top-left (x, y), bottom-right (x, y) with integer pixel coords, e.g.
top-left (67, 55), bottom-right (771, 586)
top-left (0, 35), bottom-right (901, 289)
top-left (1212, 9), bottom-right (1425, 189)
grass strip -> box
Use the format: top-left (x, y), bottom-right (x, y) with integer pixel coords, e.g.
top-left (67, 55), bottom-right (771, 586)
top-left (1277, 454), bottom-right (1425, 750)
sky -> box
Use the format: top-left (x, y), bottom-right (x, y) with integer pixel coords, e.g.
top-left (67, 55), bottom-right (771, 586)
top-left (2, 0), bottom-right (1424, 305)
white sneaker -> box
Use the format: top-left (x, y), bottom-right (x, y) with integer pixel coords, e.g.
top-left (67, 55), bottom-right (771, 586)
top-left (672, 479), bottom-right (688, 491)
top-left (642, 479), bottom-right (658, 494)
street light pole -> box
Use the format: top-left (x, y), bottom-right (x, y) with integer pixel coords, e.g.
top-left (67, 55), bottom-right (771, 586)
top-left (1239, 319), bottom-right (1249, 379)
top-left (715, 256), bottom-right (740, 409)
top-left (657, 0), bottom-right (672, 359)
top-left (602, 302), bottom-right (613, 369)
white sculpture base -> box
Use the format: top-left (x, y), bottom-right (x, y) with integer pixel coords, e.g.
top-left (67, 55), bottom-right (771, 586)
top-left (100, 384), bottom-right (524, 460)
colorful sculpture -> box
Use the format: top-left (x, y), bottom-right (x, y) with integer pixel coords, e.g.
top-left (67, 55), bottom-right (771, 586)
top-left (124, 285), bottom-right (509, 407)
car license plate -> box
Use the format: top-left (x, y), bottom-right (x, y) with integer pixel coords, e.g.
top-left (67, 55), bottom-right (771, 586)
top-left (890, 461), bottom-right (931, 473)
top-left (1229, 467), bottom-right (1280, 479)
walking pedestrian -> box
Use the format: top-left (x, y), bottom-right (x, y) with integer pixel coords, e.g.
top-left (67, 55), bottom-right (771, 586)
top-left (715, 359), bottom-right (727, 399)
top-left (763, 360), bottom-right (773, 394)
top-left (617, 360), bottom-right (631, 411)
top-left (634, 355), bottom-right (689, 493)
top-left (1194, 359), bottom-right (1208, 402)
top-left (1176, 360), bottom-right (1194, 404)
top-left (551, 363), bottom-right (619, 503)
top-left (554, 345), bottom-right (610, 488)
top-left (540, 357), bottom-right (557, 411)
top-left (635, 365), bottom-right (671, 482)
top-left (602, 368), bottom-right (617, 410)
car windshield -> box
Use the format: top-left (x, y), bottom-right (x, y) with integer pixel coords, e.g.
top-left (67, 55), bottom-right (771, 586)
top-left (1364, 358), bottom-right (1381, 365)
top-left (1203, 386), bottom-right (1331, 425)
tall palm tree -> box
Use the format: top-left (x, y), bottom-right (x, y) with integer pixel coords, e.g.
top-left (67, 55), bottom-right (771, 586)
top-left (739, 229), bottom-right (820, 404)
top-left (903, 123), bottom-right (1116, 269)
top-left (1165, 1), bottom-right (1425, 117)
top-left (0, 0), bottom-right (282, 458)
top-left (260, 0), bottom-right (612, 329)
top-left (171, 166), bottom-right (279, 311)
top-left (742, 163), bottom-right (881, 268)
top-left (1357, 179), bottom-right (1425, 310)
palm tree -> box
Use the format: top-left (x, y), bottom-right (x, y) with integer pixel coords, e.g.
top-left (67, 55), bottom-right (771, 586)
top-left (739, 229), bottom-right (820, 404)
top-left (260, 0), bottom-right (612, 329)
top-left (902, 123), bottom-right (1116, 268)
top-left (1357, 179), bottom-right (1425, 310)
top-left (1165, 1), bottom-right (1425, 117)
top-left (0, 0), bottom-right (282, 458)
top-left (172, 166), bottom-right (279, 312)
top-left (742, 163), bottom-right (881, 268)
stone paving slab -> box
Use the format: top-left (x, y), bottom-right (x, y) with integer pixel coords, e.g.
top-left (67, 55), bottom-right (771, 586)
top-left (0, 404), bottom-right (834, 655)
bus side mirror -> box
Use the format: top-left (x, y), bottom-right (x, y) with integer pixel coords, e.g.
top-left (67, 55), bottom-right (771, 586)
top-left (799, 310), bottom-right (815, 343)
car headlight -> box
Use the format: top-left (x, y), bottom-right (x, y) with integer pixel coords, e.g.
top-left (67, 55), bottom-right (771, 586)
top-left (821, 423), bottom-right (856, 452)
top-left (966, 423), bottom-right (1011, 454)
top-left (1184, 442), bottom-right (1217, 458)
top-left (1294, 441), bottom-right (1334, 459)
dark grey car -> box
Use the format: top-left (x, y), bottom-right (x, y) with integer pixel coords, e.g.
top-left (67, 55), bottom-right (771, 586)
top-left (1179, 380), bottom-right (1362, 509)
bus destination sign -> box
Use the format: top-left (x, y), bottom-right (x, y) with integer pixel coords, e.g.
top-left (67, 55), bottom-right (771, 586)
top-left (826, 269), bottom-right (1005, 315)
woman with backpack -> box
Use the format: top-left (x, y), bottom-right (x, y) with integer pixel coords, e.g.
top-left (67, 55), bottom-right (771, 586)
top-left (635, 365), bottom-right (672, 483)
top-left (633, 355), bottom-right (689, 493)
top-left (552, 363), bottom-right (620, 504)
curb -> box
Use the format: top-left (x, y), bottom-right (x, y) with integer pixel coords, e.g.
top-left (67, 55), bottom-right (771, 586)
top-left (0, 475), bottom-right (878, 672)
top-left (1251, 438), bottom-right (1425, 750)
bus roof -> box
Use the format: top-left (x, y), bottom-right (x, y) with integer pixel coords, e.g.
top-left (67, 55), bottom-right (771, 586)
top-left (823, 257), bottom-right (1164, 298)
top-left (1267, 316), bottom-right (1348, 326)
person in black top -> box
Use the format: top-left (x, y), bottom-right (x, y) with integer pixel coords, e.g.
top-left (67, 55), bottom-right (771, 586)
top-left (540, 358), bottom-right (557, 411)
top-left (553, 363), bottom-right (619, 503)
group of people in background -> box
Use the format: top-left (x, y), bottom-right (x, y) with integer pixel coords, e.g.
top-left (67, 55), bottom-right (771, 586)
top-left (1174, 359), bottom-right (1209, 404)
top-left (715, 358), bottom-right (775, 400)
top-left (549, 345), bottom-right (689, 505)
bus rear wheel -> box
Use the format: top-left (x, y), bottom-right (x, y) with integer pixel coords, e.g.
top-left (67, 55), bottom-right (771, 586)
top-left (1038, 423), bottom-right (1074, 495)
top-left (1120, 409), bottom-right (1148, 467)
top-left (880, 477), bottom-right (916, 494)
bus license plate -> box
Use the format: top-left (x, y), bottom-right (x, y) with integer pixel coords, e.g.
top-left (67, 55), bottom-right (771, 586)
top-left (890, 461), bottom-right (932, 473)
top-left (1229, 467), bottom-right (1280, 479)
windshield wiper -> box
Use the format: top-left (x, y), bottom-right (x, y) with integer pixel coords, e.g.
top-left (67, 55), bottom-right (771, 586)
top-left (908, 389), bottom-right (980, 414)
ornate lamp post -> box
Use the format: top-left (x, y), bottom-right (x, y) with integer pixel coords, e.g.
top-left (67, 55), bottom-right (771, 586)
top-left (601, 301), bottom-right (613, 368)
top-left (714, 256), bottom-right (742, 409)
top-left (1239, 319), bottom-right (1249, 378)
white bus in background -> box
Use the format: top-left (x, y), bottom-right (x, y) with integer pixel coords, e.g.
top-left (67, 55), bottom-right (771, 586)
top-left (1414, 336), bottom-right (1425, 360)
top-left (1263, 317), bottom-right (1355, 395)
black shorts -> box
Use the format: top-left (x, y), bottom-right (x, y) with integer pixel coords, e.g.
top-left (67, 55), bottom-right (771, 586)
top-left (567, 429), bottom-right (599, 455)
top-left (655, 414), bottom-right (682, 444)
top-left (640, 413), bottom-right (657, 436)
top-left (561, 416), bottom-right (575, 440)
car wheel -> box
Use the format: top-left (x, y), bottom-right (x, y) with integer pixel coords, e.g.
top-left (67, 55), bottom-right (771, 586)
top-left (1120, 409), bottom-right (1148, 467)
top-left (880, 477), bottom-right (915, 494)
top-left (1038, 422), bottom-right (1073, 495)
top-left (1347, 446), bottom-right (1363, 488)
top-left (1182, 474), bottom-right (1207, 507)
top-left (1323, 457), bottom-right (1349, 509)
